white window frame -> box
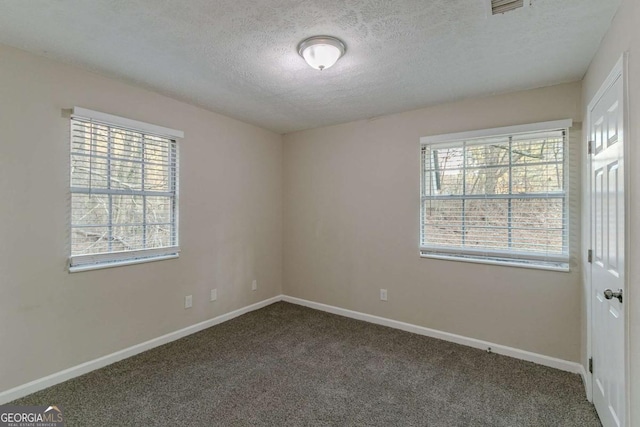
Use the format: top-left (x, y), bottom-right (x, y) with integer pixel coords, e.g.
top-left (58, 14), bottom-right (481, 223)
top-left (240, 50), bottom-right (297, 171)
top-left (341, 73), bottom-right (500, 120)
top-left (419, 119), bottom-right (572, 271)
top-left (69, 107), bottom-right (183, 272)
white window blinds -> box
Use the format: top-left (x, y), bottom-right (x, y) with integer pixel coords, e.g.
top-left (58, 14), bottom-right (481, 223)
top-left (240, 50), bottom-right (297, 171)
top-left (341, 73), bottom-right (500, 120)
top-left (420, 120), bottom-right (570, 270)
top-left (69, 108), bottom-right (182, 272)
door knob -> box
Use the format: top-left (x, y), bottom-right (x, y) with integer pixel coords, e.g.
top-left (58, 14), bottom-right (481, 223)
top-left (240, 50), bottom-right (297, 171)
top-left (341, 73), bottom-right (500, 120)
top-left (604, 288), bottom-right (623, 303)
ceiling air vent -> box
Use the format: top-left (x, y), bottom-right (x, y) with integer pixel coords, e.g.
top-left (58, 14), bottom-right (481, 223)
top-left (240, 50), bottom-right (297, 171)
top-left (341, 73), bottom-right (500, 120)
top-left (490, 0), bottom-right (524, 15)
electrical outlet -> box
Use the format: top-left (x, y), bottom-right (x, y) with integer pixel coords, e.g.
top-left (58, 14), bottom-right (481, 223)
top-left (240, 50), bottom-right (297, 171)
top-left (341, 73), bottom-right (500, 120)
top-left (380, 289), bottom-right (388, 301)
top-left (210, 288), bottom-right (217, 301)
top-left (252, 280), bottom-right (257, 291)
top-left (185, 295), bottom-right (193, 309)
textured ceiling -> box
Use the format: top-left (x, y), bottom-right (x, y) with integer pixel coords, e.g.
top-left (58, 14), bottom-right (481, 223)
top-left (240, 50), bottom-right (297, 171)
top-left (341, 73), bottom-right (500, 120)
top-left (0, 0), bottom-right (621, 133)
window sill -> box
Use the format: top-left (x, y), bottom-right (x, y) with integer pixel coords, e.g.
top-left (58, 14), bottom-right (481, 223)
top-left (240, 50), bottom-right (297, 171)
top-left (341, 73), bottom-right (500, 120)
top-left (69, 253), bottom-right (179, 273)
top-left (419, 252), bottom-right (569, 272)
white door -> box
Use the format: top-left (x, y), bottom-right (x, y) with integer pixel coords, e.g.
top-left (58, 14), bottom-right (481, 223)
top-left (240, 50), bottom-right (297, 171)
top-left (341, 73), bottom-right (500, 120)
top-left (590, 64), bottom-right (626, 427)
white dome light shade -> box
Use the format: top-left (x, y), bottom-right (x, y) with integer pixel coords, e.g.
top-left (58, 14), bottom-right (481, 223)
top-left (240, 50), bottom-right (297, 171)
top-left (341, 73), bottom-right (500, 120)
top-left (298, 36), bottom-right (346, 71)
top-left (302, 44), bottom-right (341, 70)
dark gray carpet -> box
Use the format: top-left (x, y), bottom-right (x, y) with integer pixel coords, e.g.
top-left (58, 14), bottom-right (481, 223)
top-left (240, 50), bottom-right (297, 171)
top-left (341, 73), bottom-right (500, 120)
top-left (12, 302), bottom-right (600, 426)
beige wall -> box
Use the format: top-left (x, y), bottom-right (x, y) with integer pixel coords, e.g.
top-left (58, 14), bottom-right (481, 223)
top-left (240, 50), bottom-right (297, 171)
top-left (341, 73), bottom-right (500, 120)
top-left (0, 44), bottom-right (283, 393)
top-left (283, 82), bottom-right (583, 362)
top-left (582, 0), bottom-right (639, 423)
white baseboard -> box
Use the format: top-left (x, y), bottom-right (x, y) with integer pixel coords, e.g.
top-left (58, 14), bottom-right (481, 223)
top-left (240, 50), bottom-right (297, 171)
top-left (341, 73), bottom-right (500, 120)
top-left (282, 295), bottom-right (584, 376)
top-left (1, 293), bottom-right (588, 405)
top-left (0, 295), bottom-right (281, 405)
top-left (581, 363), bottom-right (592, 402)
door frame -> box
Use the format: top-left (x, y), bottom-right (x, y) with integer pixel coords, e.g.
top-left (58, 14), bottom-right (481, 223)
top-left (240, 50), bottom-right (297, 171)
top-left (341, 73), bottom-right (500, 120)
top-left (585, 52), bottom-right (630, 422)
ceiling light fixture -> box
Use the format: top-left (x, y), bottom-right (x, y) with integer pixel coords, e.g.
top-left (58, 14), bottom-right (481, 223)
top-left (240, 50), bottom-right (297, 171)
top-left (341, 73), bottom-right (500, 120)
top-left (298, 36), bottom-right (346, 71)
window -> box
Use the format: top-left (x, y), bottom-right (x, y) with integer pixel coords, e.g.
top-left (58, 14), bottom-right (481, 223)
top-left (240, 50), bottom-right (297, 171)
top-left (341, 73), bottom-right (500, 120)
top-left (69, 107), bottom-right (183, 272)
top-left (420, 120), bottom-right (571, 270)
